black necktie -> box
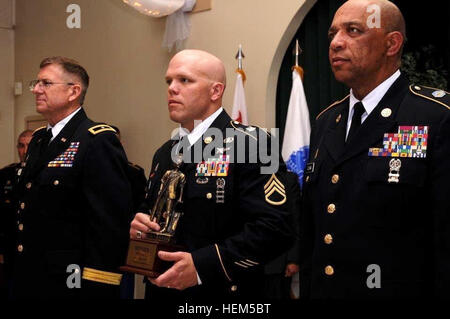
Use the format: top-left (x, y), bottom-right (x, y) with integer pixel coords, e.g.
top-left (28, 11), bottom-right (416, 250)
top-left (346, 102), bottom-right (365, 142)
top-left (39, 129), bottom-right (53, 156)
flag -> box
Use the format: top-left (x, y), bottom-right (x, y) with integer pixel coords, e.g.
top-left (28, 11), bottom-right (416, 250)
top-left (282, 66), bottom-right (311, 188)
top-left (282, 66), bottom-right (310, 299)
top-left (231, 70), bottom-right (248, 125)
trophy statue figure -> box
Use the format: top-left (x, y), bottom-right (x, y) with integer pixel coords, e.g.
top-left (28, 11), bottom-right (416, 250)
top-left (120, 160), bottom-right (186, 278)
top-left (148, 165), bottom-right (185, 240)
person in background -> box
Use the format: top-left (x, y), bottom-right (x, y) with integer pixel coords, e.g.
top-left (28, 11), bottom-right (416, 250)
top-left (110, 124), bottom-right (147, 299)
top-left (0, 130), bottom-right (32, 298)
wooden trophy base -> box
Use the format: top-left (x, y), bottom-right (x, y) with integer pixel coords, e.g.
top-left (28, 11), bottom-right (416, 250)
top-left (120, 238), bottom-right (182, 278)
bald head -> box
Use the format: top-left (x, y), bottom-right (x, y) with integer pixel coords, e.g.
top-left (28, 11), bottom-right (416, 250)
top-left (329, 0), bottom-right (406, 99)
top-left (171, 50), bottom-right (227, 88)
top-left (165, 50), bottom-right (227, 131)
top-left (341, 0), bottom-right (406, 41)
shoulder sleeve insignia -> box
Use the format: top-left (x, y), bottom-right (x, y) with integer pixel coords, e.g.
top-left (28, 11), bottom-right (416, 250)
top-left (409, 85), bottom-right (449, 110)
top-left (264, 174), bottom-right (287, 206)
top-left (88, 124), bottom-right (117, 135)
top-left (32, 126), bottom-right (46, 136)
top-left (316, 95), bottom-right (350, 120)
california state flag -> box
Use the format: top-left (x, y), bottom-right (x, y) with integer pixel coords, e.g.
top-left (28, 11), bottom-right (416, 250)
top-left (231, 70), bottom-right (248, 125)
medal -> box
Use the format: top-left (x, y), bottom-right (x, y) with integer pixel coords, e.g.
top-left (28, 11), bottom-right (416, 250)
top-left (388, 158), bottom-right (401, 183)
top-left (216, 178), bottom-right (225, 203)
top-left (196, 177), bottom-right (209, 184)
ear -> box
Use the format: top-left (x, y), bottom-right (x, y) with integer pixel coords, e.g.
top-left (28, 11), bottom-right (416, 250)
top-left (210, 82), bottom-right (225, 102)
top-left (386, 31), bottom-right (403, 57)
top-left (68, 84), bottom-right (82, 103)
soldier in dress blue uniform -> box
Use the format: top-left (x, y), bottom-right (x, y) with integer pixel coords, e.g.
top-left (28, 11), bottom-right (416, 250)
top-left (300, 0), bottom-right (450, 298)
top-left (10, 56), bottom-right (132, 299)
top-left (130, 50), bottom-right (294, 300)
top-left (0, 130), bottom-right (32, 297)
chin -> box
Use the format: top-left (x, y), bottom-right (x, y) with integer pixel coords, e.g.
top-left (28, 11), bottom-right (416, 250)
top-left (332, 72), bottom-right (353, 86)
top-left (169, 113), bottom-right (182, 124)
top-left (36, 105), bottom-right (46, 114)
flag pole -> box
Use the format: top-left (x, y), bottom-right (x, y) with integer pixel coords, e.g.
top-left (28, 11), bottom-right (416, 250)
top-left (235, 44), bottom-right (246, 82)
top-left (292, 39), bottom-right (304, 80)
top-left (231, 44), bottom-right (248, 124)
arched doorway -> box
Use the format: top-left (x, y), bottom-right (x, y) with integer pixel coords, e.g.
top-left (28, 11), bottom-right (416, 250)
top-left (275, 0), bottom-right (347, 145)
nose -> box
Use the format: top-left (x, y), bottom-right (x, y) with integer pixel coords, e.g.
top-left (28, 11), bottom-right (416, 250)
top-left (168, 80), bottom-right (179, 95)
top-left (31, 83), bottom-right (43, 94)
top-left (329, 31), bottom-right (345, 52)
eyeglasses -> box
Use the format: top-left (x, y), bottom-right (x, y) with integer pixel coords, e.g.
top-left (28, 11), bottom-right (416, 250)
top-left (29, 79), bottom-right (75, 91)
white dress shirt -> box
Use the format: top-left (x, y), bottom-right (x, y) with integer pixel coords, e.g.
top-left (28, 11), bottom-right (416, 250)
top-left (47, 107), bottom-right (82, 142)
top-left (346, 70), bottom-right (401, 139)
top-left (178, 107), bottom-right (224, 147)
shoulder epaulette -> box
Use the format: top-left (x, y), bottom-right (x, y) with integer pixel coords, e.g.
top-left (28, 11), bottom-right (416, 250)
top-left (409, 85), bottom-right (449, 110)
top-left (2, 162), bottom-right (18, 169)
top-left (32, 126), bottom-right (46, 136)
top-left (128, 162), bottom-right (144, 171)
top-left (316, 95), bottom-right (350, 120)
top-left (88, 124), bottom-right (117, 136)
top-left (230, 120), bottom-right (258, 141)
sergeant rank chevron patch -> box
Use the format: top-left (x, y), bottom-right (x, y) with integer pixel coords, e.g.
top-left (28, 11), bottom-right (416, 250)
top-left (264, 174), bottom-right (286, 206)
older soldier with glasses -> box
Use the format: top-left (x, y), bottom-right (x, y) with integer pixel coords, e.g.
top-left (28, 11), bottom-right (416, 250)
top-left (10, 56), bottom-right (132, 299)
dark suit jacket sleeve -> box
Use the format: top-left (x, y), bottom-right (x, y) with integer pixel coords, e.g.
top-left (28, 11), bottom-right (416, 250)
top-left (285, 171), bottom-right (301, 264)
top-left (191, 160), bottom-right (294, 287)
top-left (264, 171), bottom-right (301, 274)
top-left (298, 119), bottom-right (322, 298)
top-left (81, 132), bottom-right (132, 297)
top-left (432, 111), bottom-right (450, 296)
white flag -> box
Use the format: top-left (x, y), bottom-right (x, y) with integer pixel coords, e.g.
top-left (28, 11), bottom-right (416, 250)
top-left (231, 72), bottom-right (248, 125)
top-left (282, 68), bottom-right (310, 299)
top-left (282, 69), bottom-right (311, 187)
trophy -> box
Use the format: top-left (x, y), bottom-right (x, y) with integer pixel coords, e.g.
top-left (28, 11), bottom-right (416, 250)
top-left (120, 159), bottom-right (186, 278)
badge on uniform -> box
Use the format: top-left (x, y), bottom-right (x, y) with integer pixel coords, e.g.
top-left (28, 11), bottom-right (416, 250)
top-left (216, 178), bottom-right (226, 203)
top-left (224, 137), bottom-right (234, 144)
top-left (388, 158), bottom-right (401, 183)
top-left (48, 142), bottom-right (80, 167)
top-left (368, 126), bottom-right (428, 158)
top-left (196, 177), bottom-right (209, 184)
top-left (264, 174), bottom-right (286, 206)
top-left (215, 147), bottom-right (230, 154)
top-left (195, 155), bottom-right (230, 177)
top-left (305, 162), bottom-right (315, 174)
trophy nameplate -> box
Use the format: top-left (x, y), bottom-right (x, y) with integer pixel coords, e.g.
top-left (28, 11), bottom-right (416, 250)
top-left (120, 158), bottom-right (186, 278)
